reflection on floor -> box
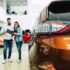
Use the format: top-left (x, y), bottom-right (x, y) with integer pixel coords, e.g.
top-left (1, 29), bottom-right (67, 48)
top-left (0, 43), bottom-right (30, 70)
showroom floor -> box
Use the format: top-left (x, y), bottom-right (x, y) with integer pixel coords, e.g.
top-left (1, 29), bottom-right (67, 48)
top-left (0, 43), bottom-right (30, 70)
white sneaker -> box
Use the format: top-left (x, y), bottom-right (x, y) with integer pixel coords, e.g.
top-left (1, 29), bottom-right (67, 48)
top-left (2, 60), bottom-right (7, 64)
top-left (17, 60), bottom-right (21, 63)
top-left (7, 59), bottom-right (12, 62)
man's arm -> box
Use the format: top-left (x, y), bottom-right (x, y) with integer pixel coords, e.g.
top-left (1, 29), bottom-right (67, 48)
top-left (2, 31), bottom-right (7, 35)
top-left (0, 27), bottom-right (7, 35)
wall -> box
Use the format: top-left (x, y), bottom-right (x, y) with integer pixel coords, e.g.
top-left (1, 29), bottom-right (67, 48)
top-left (10, 5), bottom-right (27, 15)
top-left (0, 0), bottom-right (54, 31)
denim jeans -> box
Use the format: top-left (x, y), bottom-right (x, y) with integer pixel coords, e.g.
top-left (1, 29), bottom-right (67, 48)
top-left (16, 41), bottom-right (22, 60)
top-left (3, 39), bottom-right (13, 59)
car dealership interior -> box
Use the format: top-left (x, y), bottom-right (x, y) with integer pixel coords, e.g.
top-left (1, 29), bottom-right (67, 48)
top-left (0, 0), bottom-right (70, 70)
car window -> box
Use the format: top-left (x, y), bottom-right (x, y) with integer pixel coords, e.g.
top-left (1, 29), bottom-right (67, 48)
top-left (48, 1), bottom-right (70, 33)
top-left (35, 1), bottom-right (70, 34)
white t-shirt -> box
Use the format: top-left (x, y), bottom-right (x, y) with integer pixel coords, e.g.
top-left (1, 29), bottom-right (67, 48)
top-left (1, 24), bottom-right (13, 40)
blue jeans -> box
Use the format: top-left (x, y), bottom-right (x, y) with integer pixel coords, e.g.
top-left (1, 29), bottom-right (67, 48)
top-left (3, 39), bottom-right (13, 59)
top-left (16, 41), bottom-right (22, 60)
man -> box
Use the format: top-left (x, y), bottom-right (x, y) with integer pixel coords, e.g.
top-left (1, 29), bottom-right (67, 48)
top-left (1, 18), bottom-right (13, 64)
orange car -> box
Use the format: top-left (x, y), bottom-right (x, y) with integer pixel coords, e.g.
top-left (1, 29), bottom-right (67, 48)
top-left (0, 35), bottom-right (4, 46)
top-left (0, 21), bottom-right (6, 47)
top-left (29, 1), bottom-right (70, 70)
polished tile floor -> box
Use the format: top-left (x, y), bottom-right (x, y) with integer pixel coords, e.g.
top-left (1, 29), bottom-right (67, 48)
top-left (0, 43), bottom-right (30, 70)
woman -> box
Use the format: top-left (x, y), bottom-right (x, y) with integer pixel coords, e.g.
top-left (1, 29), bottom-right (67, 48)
top-left (13, 21), bottom-right (22, 63)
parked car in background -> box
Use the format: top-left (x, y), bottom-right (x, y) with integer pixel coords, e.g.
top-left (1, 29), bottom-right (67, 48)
top-left (22, 29), bottom-right (32, 43)
top-left (0, 21), bottom-right (6, 47)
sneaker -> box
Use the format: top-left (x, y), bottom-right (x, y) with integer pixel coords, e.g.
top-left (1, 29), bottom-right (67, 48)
top-left (17, 59), bottom-right (21, 63)
top-left (7, 59), bottom-right (12, 62)
top-left (2, 60), bottom-right (7, 64)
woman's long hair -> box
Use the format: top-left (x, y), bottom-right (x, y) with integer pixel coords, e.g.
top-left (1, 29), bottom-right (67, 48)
top-left (14, 21), bottom-right (20, 31)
